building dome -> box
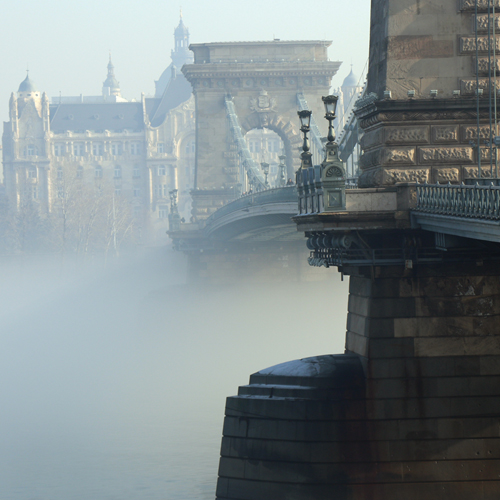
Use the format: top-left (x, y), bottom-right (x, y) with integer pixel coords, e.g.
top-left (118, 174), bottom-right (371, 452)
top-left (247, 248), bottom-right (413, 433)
top-left (18, 73), bottom-right (37, 93)
top-left (342, 67), bottom-right (358, 88)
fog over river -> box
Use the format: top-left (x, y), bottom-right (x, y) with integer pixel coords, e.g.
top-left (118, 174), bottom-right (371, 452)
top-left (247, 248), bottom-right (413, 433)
top-left (0, 247), bottom-right (348, 500)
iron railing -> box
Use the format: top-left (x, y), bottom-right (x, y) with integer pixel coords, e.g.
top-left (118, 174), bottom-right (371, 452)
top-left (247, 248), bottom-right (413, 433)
top-left (415, 183), bottom-right (500, 220)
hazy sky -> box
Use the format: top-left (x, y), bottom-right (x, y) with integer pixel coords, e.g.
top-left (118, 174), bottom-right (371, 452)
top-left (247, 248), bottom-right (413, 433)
top-left (0, 0), bottom-right (370, 123)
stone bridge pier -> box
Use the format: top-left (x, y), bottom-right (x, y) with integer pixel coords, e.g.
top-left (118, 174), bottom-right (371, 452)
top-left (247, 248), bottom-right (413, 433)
top-left (216, 258), bottom-right (500, 499)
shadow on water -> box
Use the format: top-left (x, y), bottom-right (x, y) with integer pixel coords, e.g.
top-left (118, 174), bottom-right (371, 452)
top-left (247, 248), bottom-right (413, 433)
top-left (0, 247), bottom-right (348, 500)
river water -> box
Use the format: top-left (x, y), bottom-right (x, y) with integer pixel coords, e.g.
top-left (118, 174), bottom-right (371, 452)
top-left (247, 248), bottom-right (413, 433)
top-left (0, 247), bottom-right (348, 500)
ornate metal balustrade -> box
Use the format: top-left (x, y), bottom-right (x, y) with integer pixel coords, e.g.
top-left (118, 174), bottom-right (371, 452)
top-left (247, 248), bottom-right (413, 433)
top-left (415, 183), bottom-right (500, 220)
top-left (204, 186), bottom-right (297, 227)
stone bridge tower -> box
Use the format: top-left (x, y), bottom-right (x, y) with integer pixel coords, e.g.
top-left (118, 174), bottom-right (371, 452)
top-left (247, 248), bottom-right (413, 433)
top-left (182, 41), bottom-right (341, 219)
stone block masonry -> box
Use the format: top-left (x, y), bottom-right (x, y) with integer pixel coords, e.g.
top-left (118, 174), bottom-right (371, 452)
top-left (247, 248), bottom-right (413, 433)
top-left (215, 261), bottom-right (500, 499)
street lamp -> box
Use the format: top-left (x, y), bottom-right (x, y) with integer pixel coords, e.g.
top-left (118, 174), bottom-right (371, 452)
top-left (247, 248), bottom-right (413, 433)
top-left (169, 188), bottom-right (178, 211)
top-left (168, 188), bottom-right (180, 231)
top-left (278, 154), bottom-right (286, 187)
top-left (261, 162), bottom-right (270, 188)
top-left (298, 109), bottom-right (312, 153)
top-left (322, 95), bottom-right (338, 143)
top-left (297, 109), bottom-right (313, 172)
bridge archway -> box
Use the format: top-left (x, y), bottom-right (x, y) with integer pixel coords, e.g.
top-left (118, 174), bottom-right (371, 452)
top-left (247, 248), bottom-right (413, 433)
top-left (241, 110), bottom-right (300, 181)
top-left (182, 40), bottom-right (341, 219)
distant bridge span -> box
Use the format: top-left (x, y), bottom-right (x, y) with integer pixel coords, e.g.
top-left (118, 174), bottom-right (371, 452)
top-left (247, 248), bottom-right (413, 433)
top-left (203, 186), bottom-right (299, 241)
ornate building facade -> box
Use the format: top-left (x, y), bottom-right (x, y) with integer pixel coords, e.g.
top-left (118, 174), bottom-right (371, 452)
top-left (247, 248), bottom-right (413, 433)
top-left (2, 17), bottom-right (195, 245)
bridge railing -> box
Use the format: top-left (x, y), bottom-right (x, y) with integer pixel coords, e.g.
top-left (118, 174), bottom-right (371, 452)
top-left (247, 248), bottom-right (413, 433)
top-left (415, 182), bottom-right (500, 220)
top-left (204, 186), bottom-right (298, 226)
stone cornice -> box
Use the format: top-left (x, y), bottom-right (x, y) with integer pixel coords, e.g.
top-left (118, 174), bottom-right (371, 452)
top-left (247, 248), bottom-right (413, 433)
top-left (355, 98), bottom-right (494, 127)
top-left (182, 62), bottom-right (340, 80)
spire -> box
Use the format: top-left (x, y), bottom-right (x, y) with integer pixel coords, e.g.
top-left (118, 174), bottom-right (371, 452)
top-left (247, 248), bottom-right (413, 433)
top-left (103, 54), bottom-right (121, 97)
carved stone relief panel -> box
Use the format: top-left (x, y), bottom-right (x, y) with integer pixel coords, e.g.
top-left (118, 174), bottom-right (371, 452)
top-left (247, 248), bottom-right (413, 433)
top-left (360, 128), bottom-right (383, 150)
top-left (463, 165), bottom-right (496, 178)
top-left (357, 168), bottom-right (383, 188)
top-left (384, 126), bottom-right (429, 144)
top-left (480, 147), bottom-right (495, 161)
top-left (359, 149), bottom-right (381, 170)
top-left (460, 36), bottom-right (500, 54)
top-left (475, 14), bottom-right (500, 32)
top-left (461, 125), bottom-right (492, 141)
top-left (419, 147), bottom-right (474, 163)
top-left (433, 167), bottom-right (460, 183)
top-left (382, 168), bottom-right (429, 185)
top-left (380, 147), bottom-right (416, 165)
top-left (475, 57), bottom-right (500, 74)
top-left (431, 126), bottom-right (459, 143)
top-left (461, 0), bottom-right (500, 11)
top-left (460, 78), bottom-right (500, 94)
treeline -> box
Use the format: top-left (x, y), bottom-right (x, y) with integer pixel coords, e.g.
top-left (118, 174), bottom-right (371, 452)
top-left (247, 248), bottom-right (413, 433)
top-left (0, 168), bottom-right (137, 259)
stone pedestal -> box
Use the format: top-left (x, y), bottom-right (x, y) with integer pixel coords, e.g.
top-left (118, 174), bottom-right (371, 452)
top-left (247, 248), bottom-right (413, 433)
top-left (215, 262), bottom-right (500, 499)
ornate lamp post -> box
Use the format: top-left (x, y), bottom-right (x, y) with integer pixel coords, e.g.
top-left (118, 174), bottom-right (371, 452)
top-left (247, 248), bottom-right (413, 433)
top-left (297, 110), bottom-right (313, 171)
top-left (320, 95), bottom-right (346, 211)
top-left (261, 162), bottom-right (270, 188)
top-left (168, 188), bottom-right (181, 231)
top-left (322, 95), bottom-right (338, 144)
top-left (278, 154), bottom-right (286, 187)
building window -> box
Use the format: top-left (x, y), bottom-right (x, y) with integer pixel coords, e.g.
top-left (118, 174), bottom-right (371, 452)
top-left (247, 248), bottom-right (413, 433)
top-left (95, 166), bottom-right (103, 178)
top-left (158, 205), bottom-right (168, 218)
top-left (115, 187), bottom-right (121, 197)
top-left (77, 166), bottom-right (83, 179)
top-left (114, 165), bottom-right (122, 178)
top-left (133, 165), bottom-right (140, 178)
top-left (30, 185), bottom-right (38, 200)
top-left (158, 165), bottom-right (166, 176)
top-left (133, 187), bottom-right (140, 197)
top-left (57, 186), bottom-right (64, 199)
top-left (92, 142), bottom-right (103, 156)
top-left (26, 144), bottom-right (36, 156)
top-left (130, 142), bottom-right (142, 155)
top-left (184, 140), bottom-right (195, 155)
top-left (133, 206), bottom-right (141, 217)
top-left (73, 143), bottom-right (85, 156)
top-left (54, 143), bottom-right (65, 156)
top-left (28, 168), bottom-right (37, 179)
top-left (57, 168), bottom-right (63, 180)
top-left (158, 143), bottom-right (165, 154)
top-left (156, 185), bottom-right (168, 198)
top-left (111, 143), bottom-right (123, 156)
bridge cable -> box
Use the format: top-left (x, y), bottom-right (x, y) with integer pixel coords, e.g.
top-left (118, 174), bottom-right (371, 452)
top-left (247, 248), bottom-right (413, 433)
top-left (224, 94), bottom-right (266, 190)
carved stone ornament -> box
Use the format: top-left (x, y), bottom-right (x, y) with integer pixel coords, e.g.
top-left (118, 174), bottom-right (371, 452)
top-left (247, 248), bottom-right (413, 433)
top-left (325, 166), bottom-right (344, 178)
top-left (250, 89), bottom-right (277, 113)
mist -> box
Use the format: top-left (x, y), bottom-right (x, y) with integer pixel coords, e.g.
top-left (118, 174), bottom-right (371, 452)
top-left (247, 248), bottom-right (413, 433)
top-left (0, 248), bottom-right (348, 500)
